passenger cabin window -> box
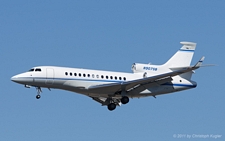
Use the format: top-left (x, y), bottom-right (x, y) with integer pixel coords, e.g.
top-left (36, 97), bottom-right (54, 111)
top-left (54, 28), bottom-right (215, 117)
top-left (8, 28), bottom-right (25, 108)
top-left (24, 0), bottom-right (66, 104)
top-left (63, 71), bottom-right (127, 81)
top-left (35, 68), bottom-right (41, 72)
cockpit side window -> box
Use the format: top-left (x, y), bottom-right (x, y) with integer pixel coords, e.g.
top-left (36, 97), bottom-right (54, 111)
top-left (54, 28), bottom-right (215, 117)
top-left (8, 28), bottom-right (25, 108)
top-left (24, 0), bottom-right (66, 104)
top-left (28, 68), bottom-right (34, 72)
top-left (35, 68), bottom-right (42, 72)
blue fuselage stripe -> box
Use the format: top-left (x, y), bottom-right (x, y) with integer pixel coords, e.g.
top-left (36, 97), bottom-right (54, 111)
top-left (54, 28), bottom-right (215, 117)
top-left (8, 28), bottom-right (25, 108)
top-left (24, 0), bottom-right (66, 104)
top-left (18, 77), bottom-right (124, 83)
top-left (18, 77), bottom-right (196, 88)
top-left (179, 49), bottom-right (195, 52)
top-left (162, 83), bottom-right (196, 88)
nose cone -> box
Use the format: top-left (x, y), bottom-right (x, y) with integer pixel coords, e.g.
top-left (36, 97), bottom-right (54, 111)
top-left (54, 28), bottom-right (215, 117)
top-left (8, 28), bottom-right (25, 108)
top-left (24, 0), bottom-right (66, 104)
top-left (11, 75), bottom-right (20, 83)
top-left (11, 73), bottom-right (30, 84)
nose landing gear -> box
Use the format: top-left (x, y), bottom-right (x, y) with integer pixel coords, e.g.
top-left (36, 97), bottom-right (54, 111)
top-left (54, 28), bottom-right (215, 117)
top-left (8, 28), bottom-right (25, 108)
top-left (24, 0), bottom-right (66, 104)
top-left (36, 87), bottom-right (42, 99)
top-left (36, 94), bottom-right (41, 99)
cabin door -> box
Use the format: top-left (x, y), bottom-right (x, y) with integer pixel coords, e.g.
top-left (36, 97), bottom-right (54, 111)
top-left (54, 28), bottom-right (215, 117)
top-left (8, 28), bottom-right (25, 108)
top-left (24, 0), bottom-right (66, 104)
top-left (46, 68), bottom-right (54, 84)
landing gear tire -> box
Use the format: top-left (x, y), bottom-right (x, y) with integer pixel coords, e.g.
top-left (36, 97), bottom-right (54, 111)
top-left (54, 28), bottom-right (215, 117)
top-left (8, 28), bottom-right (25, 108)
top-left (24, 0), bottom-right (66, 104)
top-left (36, 95), bottom-right (41, 99)
top-left (107, 103), bottom-right (116, 111)
top-left (121, 96), bottom-right (129, 104)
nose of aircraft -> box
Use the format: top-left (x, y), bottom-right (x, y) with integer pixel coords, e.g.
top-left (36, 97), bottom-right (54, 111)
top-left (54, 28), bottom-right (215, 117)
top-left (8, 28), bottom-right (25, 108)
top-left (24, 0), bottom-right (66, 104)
top-left (11, 74), bottom-right (27, 84)
top-left (11, 75), bottom-right (19, 82)
top-left (11, 72), bottom-right (34, 85)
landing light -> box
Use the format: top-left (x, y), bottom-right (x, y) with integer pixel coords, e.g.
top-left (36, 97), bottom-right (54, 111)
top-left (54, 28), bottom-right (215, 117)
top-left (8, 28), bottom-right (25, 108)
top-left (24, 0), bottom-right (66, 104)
top-left (25, 85), bottom-right (31, 88)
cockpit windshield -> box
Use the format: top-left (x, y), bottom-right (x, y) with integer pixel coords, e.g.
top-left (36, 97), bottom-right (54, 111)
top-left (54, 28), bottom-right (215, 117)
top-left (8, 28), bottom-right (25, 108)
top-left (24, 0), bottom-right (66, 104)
top-left (28, 68), bottom-right (42, 72)
top-left (35, 68), bottom-right (42, 72)
top-left (28, 68), bottom-right (34, 72)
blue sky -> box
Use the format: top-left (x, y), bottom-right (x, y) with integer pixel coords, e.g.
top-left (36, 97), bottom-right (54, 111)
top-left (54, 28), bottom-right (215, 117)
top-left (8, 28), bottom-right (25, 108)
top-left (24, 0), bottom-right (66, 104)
top-left (1, 1), bottom-right (224, 140)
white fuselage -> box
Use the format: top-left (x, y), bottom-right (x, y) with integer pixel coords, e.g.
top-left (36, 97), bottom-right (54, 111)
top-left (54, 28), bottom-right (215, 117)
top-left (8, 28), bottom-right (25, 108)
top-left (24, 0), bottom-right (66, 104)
top-left (11, 66), bottom-right (197, 98)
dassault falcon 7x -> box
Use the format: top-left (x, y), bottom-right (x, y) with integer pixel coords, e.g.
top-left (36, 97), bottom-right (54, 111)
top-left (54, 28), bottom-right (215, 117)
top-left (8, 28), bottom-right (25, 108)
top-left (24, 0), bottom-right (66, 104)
top-left (11, 42), bottom-right (205, 111)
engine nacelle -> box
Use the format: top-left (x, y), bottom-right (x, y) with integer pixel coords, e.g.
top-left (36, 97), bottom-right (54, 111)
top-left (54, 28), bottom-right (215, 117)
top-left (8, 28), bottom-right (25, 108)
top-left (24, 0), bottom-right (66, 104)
top-left (131, 63), bottom-right (158, 73)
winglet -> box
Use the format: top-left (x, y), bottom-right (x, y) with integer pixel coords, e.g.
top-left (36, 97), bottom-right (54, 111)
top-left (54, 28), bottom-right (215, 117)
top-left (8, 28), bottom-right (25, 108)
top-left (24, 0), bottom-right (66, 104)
top-left (194, 56), bottom-right (205, 68)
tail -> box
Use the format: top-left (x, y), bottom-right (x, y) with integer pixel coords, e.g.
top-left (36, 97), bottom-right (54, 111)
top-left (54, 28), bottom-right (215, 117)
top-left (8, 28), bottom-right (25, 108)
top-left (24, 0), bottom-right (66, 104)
top-left (164, 42), bottom-right (197, 67)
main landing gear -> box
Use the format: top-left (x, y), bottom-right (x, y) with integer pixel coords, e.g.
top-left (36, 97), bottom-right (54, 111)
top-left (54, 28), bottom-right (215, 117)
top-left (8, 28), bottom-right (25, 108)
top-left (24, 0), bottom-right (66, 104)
top-left (108, 103), bottom-right (116, 111)
top-left (107, 96), bottom-right (130, 111)
top-left (121, 96), bottom-right (129, 104)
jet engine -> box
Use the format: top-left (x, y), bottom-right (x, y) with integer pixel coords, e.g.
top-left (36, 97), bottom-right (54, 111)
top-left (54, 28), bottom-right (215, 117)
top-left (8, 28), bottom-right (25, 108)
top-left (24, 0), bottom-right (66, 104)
top-left (132, 62), bottom-right (159, 74)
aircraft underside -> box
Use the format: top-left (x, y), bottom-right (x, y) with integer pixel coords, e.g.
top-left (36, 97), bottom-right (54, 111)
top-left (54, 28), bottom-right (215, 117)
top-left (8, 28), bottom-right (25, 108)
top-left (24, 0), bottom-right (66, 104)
top-left (26, 79), bottom-right (194, 111)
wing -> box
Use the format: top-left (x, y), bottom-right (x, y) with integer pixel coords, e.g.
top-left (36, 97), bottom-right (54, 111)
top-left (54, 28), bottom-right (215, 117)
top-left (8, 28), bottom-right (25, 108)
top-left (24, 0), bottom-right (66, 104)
top-left (88, 57), bottom-right (204, 95)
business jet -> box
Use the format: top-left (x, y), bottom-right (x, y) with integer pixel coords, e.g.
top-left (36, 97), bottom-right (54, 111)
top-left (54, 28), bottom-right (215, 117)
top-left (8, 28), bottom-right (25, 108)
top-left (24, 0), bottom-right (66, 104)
top-left (11, 42), bottom-right (206, 111)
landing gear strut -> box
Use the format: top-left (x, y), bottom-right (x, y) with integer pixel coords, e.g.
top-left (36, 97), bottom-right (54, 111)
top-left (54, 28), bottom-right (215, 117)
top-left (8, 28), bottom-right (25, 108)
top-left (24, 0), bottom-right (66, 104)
top-left (36, 87), bottom-right (42, 99)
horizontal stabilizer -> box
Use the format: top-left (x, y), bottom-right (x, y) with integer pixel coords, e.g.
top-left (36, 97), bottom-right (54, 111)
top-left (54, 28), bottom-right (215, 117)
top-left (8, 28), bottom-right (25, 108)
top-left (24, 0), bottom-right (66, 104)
top-left (169, 56), bottom-right (206, 70)
top-left (194, 56), bottom-right (205, 68)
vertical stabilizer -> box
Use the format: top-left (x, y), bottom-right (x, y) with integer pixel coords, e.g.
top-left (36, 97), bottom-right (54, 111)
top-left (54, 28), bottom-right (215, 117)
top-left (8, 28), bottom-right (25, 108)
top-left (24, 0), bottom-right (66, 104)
top-left (164, 42), bottom-right (196, 67)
